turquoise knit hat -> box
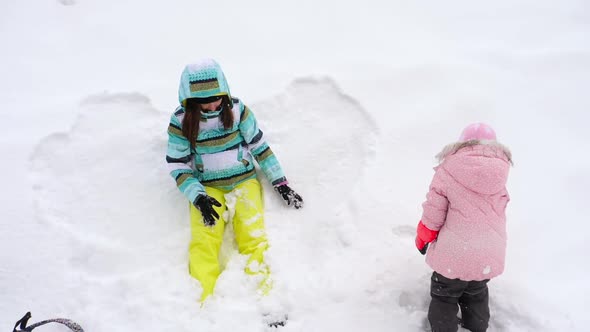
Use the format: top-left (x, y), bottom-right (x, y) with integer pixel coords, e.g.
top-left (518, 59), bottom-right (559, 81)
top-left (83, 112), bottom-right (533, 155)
top-left (178, 59), bottom-right (232, 106)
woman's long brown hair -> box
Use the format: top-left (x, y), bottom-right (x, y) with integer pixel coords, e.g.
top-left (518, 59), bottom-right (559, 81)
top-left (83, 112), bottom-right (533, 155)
top-left (182, 96), bottom-right (234, 151)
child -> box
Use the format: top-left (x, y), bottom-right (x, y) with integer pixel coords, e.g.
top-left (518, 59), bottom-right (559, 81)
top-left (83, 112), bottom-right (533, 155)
top-left (166, 59), bottom-right (303, 304)
top-left (415, 123), bottom-right (512, 332)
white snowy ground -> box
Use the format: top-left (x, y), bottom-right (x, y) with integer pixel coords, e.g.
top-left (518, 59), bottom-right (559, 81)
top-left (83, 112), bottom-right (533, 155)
top-left (1, 0), bottom-right (589, 331)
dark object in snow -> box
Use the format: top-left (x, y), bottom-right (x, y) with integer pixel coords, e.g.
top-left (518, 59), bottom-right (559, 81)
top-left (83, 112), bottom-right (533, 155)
top-left (264, 313), bottom-right (288, 329)
top-left (268, 320), bottom-right (286, 328)
top-left (13, 312), bottom-right (84, 332)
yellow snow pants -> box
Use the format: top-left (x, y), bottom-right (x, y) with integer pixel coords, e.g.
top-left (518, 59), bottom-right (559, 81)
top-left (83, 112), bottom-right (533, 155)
top-left (188, 178), bottom-right (271, 302)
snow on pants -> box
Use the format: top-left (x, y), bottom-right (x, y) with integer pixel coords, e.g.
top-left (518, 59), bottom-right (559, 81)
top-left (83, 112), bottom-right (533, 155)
top-left (428, 271), bottom-right (490, 332)
top-left (188, 178), bottom-right (271, 302)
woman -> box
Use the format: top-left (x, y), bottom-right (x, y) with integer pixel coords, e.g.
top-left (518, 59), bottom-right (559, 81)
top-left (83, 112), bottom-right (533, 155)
top-left (166, 59), bottom-right (303, 303)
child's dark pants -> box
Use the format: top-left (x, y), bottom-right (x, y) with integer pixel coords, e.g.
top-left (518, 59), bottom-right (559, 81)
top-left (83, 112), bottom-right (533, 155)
top-left (428, 271), bottom-right (490, 332)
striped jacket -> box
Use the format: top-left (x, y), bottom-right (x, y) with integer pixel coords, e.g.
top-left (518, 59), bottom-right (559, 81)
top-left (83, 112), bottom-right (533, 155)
top-left (167, 60), bottom-right (287, 204)
top-left (166, 101), bottom-right (287, 205)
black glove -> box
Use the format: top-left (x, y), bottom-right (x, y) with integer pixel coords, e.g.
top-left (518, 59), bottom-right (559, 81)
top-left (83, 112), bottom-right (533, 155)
top-left (275, 184), bottom-right (303, 209)
top-left (193, 195), bottom-right (222, 226)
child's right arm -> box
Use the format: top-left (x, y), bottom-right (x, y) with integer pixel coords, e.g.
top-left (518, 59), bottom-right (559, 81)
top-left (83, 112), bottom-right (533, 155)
top-left (165, 112), bottom-right (207, 204)
top-left (415, 168), bottom-right (449, 254)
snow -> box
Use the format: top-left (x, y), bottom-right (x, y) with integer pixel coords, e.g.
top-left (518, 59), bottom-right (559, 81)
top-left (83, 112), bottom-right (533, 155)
top-left (1, 0), bottom-right (589, 331)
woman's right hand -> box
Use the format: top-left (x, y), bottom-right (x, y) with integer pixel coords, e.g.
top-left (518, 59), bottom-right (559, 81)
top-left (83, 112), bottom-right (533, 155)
top-left (193, 195), bottom-right (222, 226)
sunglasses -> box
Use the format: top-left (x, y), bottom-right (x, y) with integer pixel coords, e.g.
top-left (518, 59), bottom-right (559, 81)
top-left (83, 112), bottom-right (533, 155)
top-left (194, 95), bottom-right (222, 104)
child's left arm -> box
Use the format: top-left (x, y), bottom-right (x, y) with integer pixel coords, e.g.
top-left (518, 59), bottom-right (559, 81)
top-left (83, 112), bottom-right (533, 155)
top-left (238, 103), bottom-right (287, 186)
top-left (238, 103), bottom-right (304, 209)
top-left (421, 169), bottom-right (449, 230)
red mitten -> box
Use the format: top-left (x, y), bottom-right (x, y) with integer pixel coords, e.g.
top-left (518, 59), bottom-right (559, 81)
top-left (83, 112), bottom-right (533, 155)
top-left (415, 221), bottom-right (439, 255)
top-left (415, 236), bottom-right (427, 252)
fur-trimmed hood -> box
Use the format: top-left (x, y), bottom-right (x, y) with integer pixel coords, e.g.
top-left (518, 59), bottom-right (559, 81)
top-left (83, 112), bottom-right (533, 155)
top-left (436, 140), bottom-right (513, 165)
top-left (435, 140), bottom-right (512, 195)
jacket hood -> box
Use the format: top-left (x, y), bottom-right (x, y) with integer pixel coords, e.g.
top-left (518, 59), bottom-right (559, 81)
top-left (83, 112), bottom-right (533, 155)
top-left (437, 140), bottom-right (511, 195)
top-left (178, 59), bottom-right (232, 105)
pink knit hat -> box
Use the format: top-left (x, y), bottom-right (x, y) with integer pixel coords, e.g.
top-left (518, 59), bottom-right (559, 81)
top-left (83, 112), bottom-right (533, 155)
top-left (459, 123), bottom-right (497, 141)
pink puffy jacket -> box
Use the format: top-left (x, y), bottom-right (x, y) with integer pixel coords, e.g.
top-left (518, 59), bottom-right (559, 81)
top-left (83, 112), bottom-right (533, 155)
top-left (421, 141), bottom-right (512, 281)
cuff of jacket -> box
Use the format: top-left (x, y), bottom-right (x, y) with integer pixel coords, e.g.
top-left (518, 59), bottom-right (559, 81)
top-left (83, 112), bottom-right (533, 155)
top-left (272, 177), bottom-right (288, 187)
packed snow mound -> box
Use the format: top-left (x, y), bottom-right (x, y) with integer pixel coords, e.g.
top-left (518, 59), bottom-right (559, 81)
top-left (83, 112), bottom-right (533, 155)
top-left (26, 78), bottom-right (568, 331)
top-left (28, 79), bottom-right (387, 331)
